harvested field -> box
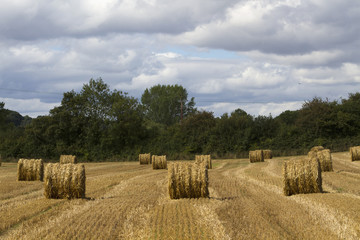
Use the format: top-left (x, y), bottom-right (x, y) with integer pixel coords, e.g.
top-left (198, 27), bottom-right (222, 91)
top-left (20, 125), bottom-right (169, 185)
top-left (1, 152), bottom-right (360, 239)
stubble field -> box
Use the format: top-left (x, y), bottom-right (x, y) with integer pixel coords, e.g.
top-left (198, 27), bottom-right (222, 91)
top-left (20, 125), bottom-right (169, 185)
top-left (0, 152), bottom-right (359, 239)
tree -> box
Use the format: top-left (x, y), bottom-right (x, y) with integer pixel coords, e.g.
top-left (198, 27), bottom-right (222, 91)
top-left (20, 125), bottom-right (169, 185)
top-left (0, 102), bottom-right (5, 131)
top-left (208, 109), bottom-right (253, 155)
top-left (48, 78), bottom-right (146, 160)
top-left (179, 111), bottom-right (216, 154)
top-left (141, 84), bottom-right (196, 126)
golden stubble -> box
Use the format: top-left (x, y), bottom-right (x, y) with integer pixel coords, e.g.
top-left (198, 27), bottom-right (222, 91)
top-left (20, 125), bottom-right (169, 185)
top-left (1, 153), bottom-right (360, 239)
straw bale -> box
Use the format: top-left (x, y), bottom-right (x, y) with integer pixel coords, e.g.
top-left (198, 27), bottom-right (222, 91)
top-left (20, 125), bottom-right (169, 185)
top-left (44, 163), bottom-right (86, 199)
top-left (310, 146), bottom-right (324, 152)
top-left (60, 155), bottom-right (77, 164)
top-left (139, 153), bottom-right (151, 165)
top-left (17, 158), bottom-right (44, 181)
top-left (152, 155), bottom-right (167, 169)
top-left (282, 158), bottom-right (322, 196)
top-left (249, 150), bottom-right (264, 163)
top-left (263, 150), bottom-right (273, 159)
top-left (308, 146), bottom-right (324, 159)
top-left (315, 149), bottom-right (333, 172)
top-left (350, 146), bottom-right (360, 161)
top-left (195, 154), bottom-right (212, 169)
top-left (0, 155), bottom-right (2, 167)
top-left (168, 162), bottom-right (209, 199)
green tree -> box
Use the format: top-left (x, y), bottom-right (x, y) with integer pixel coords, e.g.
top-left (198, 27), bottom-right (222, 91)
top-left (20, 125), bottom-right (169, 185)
top-left (47, 78), bottom-right (146, 160)
top-left (0, 102), bottom-right (5, 131)
top-left (141, 84), bottom-right (196, 126)
top-left (208, 109), bottom-right (253, 156)
top-left (180, 111), bottom-right (216, 154)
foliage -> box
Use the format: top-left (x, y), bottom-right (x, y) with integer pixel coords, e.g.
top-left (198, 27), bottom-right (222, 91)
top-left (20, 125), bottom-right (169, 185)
top-left (1, 79), bottom-right (360, 161)
top-left (141, 84), bottom-right (196, 126)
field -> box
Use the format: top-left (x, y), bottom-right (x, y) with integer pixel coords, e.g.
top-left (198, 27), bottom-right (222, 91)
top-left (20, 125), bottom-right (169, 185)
top-left (0, 152), bottom-right (360, 239)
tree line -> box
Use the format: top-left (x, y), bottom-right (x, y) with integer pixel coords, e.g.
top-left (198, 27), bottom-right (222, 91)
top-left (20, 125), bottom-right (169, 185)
top-left (1, 78), bottom-right (360, 162)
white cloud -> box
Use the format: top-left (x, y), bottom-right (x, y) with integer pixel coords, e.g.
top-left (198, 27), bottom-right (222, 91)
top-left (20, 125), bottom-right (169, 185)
top-left (244, 50), bottom-right (344, 67)
top-left (174, 0), bottom-right (360, 56)
top-left (294, 63), bottom-right (360, 84)
top-left (0, 97), bottom-right (59, 117)
top-left (117, 66), bottom-right (179, 90)
top-left (199, 101), bottom-right (303, 117)
top-left (0, 0), bottom-right (360, 118)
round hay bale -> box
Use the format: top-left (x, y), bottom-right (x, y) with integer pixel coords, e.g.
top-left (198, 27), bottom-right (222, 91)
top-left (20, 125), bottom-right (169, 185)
top-left (44, 163), bottom-right (86, 199)
top-left (168, 162), bottom-right (209, 199)
top-left (282, 158), bottom-right (322, 196)
top-left (249, 151), bottom-right (257, 163)
top-left (195, 154), bottom-right (212, 169)
top-left (308, 146), bottom-right (325, 159)
top-left (315, 149), bottom-right (333, 172)
top-left (152, 155), bottom-right (167, 169)
top-left (17, 158), bottom-right (44, 181)
top-left (249, 150), bottom-right (264, 163)
top-left (263, 150), bottom-right (273, 159)
top-left (139, 153), bottom-right (151, 165)
top-left (350, 146), bottom-right (360, 161)
top-left (310, 146), bottom-right (324, 152)
top-left (60, 155), bottom-right (77, 164)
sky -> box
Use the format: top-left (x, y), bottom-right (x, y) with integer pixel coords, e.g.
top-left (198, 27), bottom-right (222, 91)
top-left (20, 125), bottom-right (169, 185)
top-left (0, 0), bottom-right (360, 117)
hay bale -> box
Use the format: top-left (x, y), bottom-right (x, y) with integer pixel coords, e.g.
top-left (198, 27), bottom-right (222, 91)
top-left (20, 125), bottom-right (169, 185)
top-left (151, 155), bottom-right (155, 164)
top-left (315, 149), bottom-right (333, 172)
top-left (350, 146), bottom-right (360, 161)
top-left (60, 155), bottom-right (77, 164)
top-left (0, 155), bottom-right (2, 167)
top-left (152, 155), bottom-right (167, 169)
top-left (44, 163), bottom-right (86, 199)
top-left (282, 158), bottom-right (322, 196)
top-left (308, 146), bottom-right (333, 171)
top-left (168, 162), bottom-right (209, 199)
top-left (308, 146), bottom-right (325, 159)
top-left (310, 146), bottom-right (324, 152)
top-left (17, 158), bottom-right (44, 181)
top-left (249, 150), bottom-right (264, 163)
top-left (139, 153), bottom-right (151, 165)
top-left (195, 154), bottom-right (212, 169)
top-left (263, 150), bottom-right (273, 159)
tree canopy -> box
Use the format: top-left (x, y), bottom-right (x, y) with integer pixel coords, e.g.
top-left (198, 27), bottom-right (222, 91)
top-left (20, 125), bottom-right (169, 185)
top-left (1, 79), bottom-right (360, 161)
top-left (141, 84), bottom-right (196, 126)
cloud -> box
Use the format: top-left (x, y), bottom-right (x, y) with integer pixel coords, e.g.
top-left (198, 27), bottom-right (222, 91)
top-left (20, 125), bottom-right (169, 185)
top-left (199, 101), bottom-right (303, 117)
top-left (0, 97), bottom-right (60, 117)
top-left (0, 0), bottom-right (360, 118)
top-left (175, 0), bottom-right (360, 56)
top-left (294, 62), bottom-right (360, 85)
top-left (0, 0), bottom-right (238, 40)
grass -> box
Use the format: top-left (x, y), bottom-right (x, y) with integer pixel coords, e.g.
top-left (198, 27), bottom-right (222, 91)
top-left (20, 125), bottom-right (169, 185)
top-left (0, 152), bottom-right (359, 239)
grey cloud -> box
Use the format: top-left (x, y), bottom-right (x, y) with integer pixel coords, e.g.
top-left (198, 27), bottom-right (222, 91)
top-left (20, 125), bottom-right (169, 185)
top-left (176, 0), bottom-right (360, 56)
top-left (1, 0), bottom-right (360, 118)
top-left (0, 0), bottom-right (238, 41)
